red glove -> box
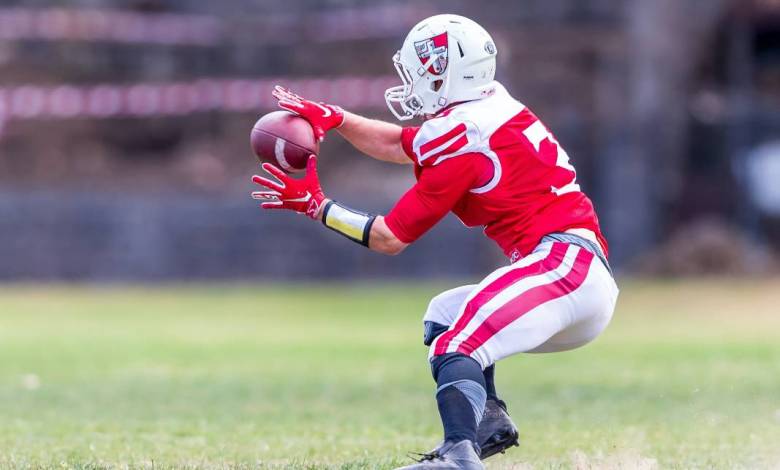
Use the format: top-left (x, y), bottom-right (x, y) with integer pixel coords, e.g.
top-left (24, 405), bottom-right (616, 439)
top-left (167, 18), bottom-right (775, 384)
top-left (252, 155), bottom-right (326, 219)
top-left (272, 85), bottom-right (344, 142)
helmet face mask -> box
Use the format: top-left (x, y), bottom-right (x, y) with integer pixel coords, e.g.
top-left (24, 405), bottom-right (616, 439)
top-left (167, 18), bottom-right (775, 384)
top-left (385, 50), bottom-right (446, 121)
top-left (385, 52), bottom-right (423, 121)
top-left (384, 14), bottom-right (498, 121)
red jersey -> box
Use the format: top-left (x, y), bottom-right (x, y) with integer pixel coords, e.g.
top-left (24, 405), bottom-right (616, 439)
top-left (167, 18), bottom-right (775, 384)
top-left (384, 82), bottom-right (608, 261)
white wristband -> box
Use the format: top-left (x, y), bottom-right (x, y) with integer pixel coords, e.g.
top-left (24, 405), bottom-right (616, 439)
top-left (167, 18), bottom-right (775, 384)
top-left (321, 201), bottom-right (376, 246)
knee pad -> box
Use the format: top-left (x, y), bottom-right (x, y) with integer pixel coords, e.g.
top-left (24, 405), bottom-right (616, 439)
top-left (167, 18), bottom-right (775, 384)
top-left (423, 321), bottom-right (450, 346)
top-left (431, 352), bottom-right (485, 384)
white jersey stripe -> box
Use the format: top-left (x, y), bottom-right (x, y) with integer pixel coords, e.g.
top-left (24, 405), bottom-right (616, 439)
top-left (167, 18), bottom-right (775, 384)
top-left (418, 127), bottom-right (468, 163)
top-left (470, 148), bottom-right (502, 194)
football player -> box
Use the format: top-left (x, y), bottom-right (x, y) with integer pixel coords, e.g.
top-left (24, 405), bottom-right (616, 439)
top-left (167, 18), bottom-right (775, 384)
top-left (252, 14), bottom-right (619, 470)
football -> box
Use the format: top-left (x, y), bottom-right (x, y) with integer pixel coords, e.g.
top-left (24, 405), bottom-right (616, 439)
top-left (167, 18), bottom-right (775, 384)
top-left (250, 111), bottom-right (319, 173)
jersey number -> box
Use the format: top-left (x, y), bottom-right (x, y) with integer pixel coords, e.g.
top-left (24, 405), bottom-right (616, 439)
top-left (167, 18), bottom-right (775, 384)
top-left (522, 120), bottom-right (581, 196)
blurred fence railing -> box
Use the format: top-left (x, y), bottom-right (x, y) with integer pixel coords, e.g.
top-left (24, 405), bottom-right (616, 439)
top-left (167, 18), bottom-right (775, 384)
top-left (0, 7), bottom-right (223, 45)
top-left (0, 76), bottom-right (395, 136)
top-left (0, 5), bottom-right (427, 45)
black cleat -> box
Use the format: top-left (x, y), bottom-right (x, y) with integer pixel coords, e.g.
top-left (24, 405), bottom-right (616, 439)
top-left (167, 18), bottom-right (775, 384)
top-left (397, 440), bottom-right (484, 470)
top-left (476, 398), bottom-right (519, 459)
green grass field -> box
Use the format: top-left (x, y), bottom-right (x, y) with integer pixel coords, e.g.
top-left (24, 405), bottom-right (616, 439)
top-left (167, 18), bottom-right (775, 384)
top-left (1, 279), bottom-right (779, 469)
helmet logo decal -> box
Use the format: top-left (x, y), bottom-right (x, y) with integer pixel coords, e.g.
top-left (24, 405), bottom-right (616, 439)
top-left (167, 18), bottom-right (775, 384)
top-left (414, 33), bottom-right (448, 75)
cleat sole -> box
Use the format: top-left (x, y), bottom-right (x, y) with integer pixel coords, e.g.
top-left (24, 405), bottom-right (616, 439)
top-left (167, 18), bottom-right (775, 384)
top-left (479, 429), bottom-right (520, 460)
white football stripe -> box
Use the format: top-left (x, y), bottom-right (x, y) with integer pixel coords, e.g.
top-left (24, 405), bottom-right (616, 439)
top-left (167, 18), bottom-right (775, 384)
top-left (274, 138), bottom-right (293, 172)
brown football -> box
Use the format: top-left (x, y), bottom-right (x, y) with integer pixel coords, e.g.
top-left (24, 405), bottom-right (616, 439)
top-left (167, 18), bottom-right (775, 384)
top-left (250, 111), bottom-right (319, 173)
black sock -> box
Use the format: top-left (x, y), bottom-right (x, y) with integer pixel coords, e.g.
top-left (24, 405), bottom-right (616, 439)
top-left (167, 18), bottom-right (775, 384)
top-left (436, 385), bottom-right (478, 443)
top-left (431, 353), bottom-right (486, 444)
top-left (483, 364), bottom-right (499, 401)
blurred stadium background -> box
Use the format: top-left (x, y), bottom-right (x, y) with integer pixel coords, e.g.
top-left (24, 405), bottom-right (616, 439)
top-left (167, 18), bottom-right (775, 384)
top-left (1, 0), bottom-right (778, 280)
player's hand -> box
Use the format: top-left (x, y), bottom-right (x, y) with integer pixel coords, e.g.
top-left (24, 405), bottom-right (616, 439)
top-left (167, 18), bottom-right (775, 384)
top-left (251, 155), bottom-right (326, 219)
top-left (272, 85), bottom-right (344, 142)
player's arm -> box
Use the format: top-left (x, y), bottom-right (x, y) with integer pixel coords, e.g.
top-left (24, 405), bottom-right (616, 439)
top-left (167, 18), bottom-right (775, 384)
top-left (251, 155), bottom-right (478, 255)
top-left (251, 156), bottom-right (407, 255)
top-left (336, 112), bottom-right (410, 165)
top-left (272, 86), bottom-right (410, 165)
top-left (367, 217), bottom-right (408, 254)
top-left (316, 208), bottom-right (408, 255)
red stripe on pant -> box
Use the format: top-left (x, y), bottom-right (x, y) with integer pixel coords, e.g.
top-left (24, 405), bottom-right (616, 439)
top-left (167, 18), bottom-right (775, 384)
top-left (456, 247), bottom-right (595, 356)
top-left (433, 242), bottom-right (570, 356)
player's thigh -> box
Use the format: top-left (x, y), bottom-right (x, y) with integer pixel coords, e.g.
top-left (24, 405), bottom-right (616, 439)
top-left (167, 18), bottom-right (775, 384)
top-left (429, 241), bottom-right (563, 366)
top-left (423, 284), bottom-right (477, 327)
top-left (527, 314), bottom-right (610, 353)
top-left (528, 259), bottom-right (618, 353)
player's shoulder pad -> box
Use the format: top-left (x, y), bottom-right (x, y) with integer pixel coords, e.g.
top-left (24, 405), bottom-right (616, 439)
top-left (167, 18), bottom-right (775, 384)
top-left (410, 111), bottom-right (481, 167)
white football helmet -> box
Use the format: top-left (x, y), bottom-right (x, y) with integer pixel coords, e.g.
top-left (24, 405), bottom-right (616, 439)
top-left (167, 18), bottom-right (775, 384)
top-left (385, 14), bottom-right (498, 121)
